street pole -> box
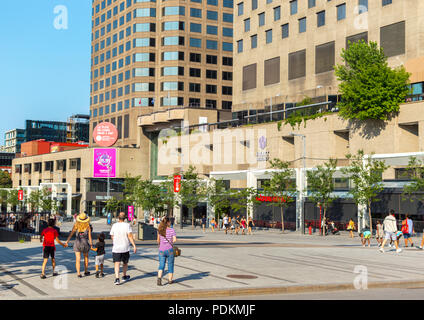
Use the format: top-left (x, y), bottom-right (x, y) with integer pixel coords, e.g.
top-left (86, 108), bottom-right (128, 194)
top-left (180, 122), bottom-right (184, 230)
top-left (290, 133), bottom-right (306, 234)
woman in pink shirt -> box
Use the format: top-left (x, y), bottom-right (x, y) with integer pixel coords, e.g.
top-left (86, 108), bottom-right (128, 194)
top-left (157, 217), bottom-right (177, 286)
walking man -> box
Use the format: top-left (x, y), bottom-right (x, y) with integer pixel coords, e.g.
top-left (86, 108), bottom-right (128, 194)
top-left (110, 212), bottom-right (137, 285)
top-left (379, 211), bottom-right (402, 253)
top-left (223, 214), bottom-right (229, 234)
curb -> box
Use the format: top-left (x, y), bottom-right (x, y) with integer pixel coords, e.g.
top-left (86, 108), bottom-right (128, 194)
top-left (78, 279), bottom-right (424, 300)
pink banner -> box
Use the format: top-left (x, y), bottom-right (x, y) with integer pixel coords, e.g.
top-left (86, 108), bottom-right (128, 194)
top-left (93, 148), bottom-right (116, 178)
top-left (128, 206), bottom-right (134, 221)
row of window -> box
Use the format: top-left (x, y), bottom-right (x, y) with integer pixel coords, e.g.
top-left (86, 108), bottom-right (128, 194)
top-left (91, 53), bottom-right (232, 80)
top-left (237, 0), bottom-right (392, 16)
top-left (93, 0), bottom-right (234, 17)
top-left (91, 98), bottom-right (232, 113)
top-left (92, 115), bottom-right (130, 140)
top-left (91, 80), bottom-right (233, 104)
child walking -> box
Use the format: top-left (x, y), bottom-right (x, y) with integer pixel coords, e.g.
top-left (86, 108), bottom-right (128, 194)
top-left (40, 219), bottom-right (67, 279)
top-left (91, 233), bottom-right (106, 278)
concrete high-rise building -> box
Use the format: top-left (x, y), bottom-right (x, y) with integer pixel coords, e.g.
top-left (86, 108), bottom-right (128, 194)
top-left (5, 129), bottom-right (26, 154)
top-left (233, 0), bottom-right (424, 115)
top-left (90, 0), bottom-right (235, 149)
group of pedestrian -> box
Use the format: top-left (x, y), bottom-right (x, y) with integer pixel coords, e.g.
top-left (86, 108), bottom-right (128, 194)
top-left (40, 212), bottom-right (178, 286)
top-left (221, 214), bottom-right (254, 235)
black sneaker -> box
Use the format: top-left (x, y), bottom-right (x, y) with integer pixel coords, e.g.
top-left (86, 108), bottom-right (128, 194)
top-left (84, 271), bottom-right (90, 276)
top-left (157, 278), bottom-right (162, 286)
top-left (40, 274), bottom-right (47, 279)
top-left (77, 274), bottom-right (82, 278)
top-left (96, 272), bottom-right (100, 278)
top-left (114, 278), bottom-right (120, 285)
top-left (122, 275), bottom-right (130, 281)
top-left (101, 273), bottom-right (105, 278)
top-left (52, 272), bottom-right (58, 277)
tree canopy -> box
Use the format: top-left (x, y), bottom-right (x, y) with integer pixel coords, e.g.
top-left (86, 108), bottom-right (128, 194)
top-left (334, 40), bottom-right (410, 121)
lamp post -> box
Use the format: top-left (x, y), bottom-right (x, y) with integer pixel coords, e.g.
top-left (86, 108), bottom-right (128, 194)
top-left (290, 132), bottom-right (306, 234)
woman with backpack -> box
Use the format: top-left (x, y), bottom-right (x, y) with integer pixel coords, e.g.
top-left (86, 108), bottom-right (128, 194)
top-left (65, 213), bottom-right (93, 278)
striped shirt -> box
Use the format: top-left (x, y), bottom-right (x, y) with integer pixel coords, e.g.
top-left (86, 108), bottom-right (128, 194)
top-left (159, 227), bottom-right (176, 251)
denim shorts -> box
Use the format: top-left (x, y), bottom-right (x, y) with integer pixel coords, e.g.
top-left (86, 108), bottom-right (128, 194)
top-left (403, 233), bottom-right (411, 239)
top-left (158, 249), bottom-right (175, 274)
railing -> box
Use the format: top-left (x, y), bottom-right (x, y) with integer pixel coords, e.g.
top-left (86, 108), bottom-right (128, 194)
top-left (0, 212), bottom-right (56, 239)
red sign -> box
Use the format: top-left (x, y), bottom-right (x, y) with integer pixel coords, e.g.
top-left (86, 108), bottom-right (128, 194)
top-left (256, 195), bottom-right (290, 203)
top-left (18, 190), bottom-right (24, 201)
top-left (93, 122), bottom-right (118, 147)
top-left (174, 175), bottom-right (181, 193)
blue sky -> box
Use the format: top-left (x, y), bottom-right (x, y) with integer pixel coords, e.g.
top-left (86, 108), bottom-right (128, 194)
top-left (0, 1), bottom-right (91, 144)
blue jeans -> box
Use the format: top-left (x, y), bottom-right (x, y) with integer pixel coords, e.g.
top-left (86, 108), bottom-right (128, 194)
top-left (158, 249), bottom-right (175, 274)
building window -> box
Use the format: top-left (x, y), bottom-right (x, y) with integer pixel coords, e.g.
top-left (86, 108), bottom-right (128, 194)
top-left (206, 40), bottom-right (218, 50)
top-left (290, 0), bottom-right (297, 15)
top-left (207, 10), bottom-right (218, 20)
top-left (238, 2), bottom-right (244, 16)
top-left (299, 17), bottom-right (306, 33)
top-left (258, 12), bottom-right (265, 26)
top-left (190, 68), bottom-right (201, 77)
top-left (382, 0), bottom-right (392, 6)
top-left (282, 23), bottom-right (289, 39)
top-left (206, 70), bottom-right (217, 79)
top-left (206, 25), bottom-right (218, 35)
top-left (308, 0), bottom-right (316, 8)
top-left (252, 0), bottom-right (257, 10)
top-left (244, 18), bottom-right (250, 32)
top-left (190, 53), bottom-right (201, 62)
top-left (206, 55), bottom-right (217, 64)
top-left (237, 39), bottom-right (243, 53)
top-left (190, 22), bottom-right (202, 33)
top-left (337, 3), bottom-right (346, 21)
top-left (206, 84), bottom-right (217, 94)
top-left (190, 37), bottom-right (202, 48)
top-left (189, 83), bottom-right (201, 92)
top-left (274, 6), bottom-right (280, 21)
top-left (190, 8), bottom-right (202, 18)
top-left (358, 0), bottom-right (368, 13)
top-left (317, 11), bottom-right (325, 27)
top-left (265, 29), bottom-right (272, 44)
top-left (251, 34), bottom-right (257, 48)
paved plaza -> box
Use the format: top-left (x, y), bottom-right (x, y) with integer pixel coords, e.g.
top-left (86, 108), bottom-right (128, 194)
top-left (1, 221), bottom-right (424, 300)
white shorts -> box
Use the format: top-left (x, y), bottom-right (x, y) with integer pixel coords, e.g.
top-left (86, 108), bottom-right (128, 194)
top-left (95, 254), bottom-right (105, 266)
top-left (384, 232), bottom-right (397, 241)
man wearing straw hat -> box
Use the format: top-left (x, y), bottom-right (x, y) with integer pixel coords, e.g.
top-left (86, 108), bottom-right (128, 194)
top-left (110, 212), bottom-right (137, 285)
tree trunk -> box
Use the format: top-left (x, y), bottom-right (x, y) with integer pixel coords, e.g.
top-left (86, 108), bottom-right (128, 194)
top-left (191, 207), bottom-right (194, 229)
top-left (281, 206), bottom-right (285, 232)
top-left (322, 208), bottom-right (326, 237)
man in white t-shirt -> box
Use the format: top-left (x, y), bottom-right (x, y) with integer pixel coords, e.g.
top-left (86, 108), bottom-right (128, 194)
top-left (110, 212), bottom-right (137, 285)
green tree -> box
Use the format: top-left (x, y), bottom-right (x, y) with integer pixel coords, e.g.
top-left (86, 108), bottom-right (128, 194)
top-left (342, 150), bottom-right (388, 235)
top-left (105, 197), bottom-right (122, 219)
top-left (230, 187), bottom-right (260, 222)
top-left (0, 189), bottom-right (8, 208)
top-left (7, 189), bottom-right (19, 211)
top-left (402, 156), bottom-right (424, 202)
top-left (334, 40), bottom-right (410, 120)
top-left (207, 178), bottom-right (231, 229)
top-left (306, 159), bottom-right (337, 236)
top-left (179, 166), bottom-right (207, 229)
top-left (264, 159), bottom-right (297, 232)
top-left (0, 171), bottom-right (12, 188)
top-left (28, 190), bottom-right (41, 213)
top-left (135, 179), bottom-right (163, 217)
top-left (39, 188), bottom-right (56, 214)
top-left (159, 178), bottom-right (178, 217)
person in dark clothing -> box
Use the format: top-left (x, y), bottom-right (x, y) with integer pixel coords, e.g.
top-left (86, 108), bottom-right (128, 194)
top-left (91, 233), bottom-right (106, 278)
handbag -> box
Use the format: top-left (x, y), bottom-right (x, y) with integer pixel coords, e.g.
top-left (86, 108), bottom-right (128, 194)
top-left (163, 233), bottom-right (181, 257)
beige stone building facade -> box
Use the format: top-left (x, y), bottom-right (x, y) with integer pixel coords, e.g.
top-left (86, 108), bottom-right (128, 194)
top-left (233, 0), bottom-right (424, 112)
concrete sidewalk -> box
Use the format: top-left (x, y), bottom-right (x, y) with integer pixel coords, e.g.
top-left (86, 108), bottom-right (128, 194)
top-left (1, 228), bottom-right (424, 300)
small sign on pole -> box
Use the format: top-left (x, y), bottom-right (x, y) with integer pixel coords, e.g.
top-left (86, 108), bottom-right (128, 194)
top-left (174, 175), bottom-right (181, 193)
top-left (18, 190), bottom-right (24, 201)
top-left (128, 206), bottom-right (134, 222)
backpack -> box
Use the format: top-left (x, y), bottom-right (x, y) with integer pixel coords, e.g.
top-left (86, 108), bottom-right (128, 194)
top-left (401, 220), bottom-right (409, 234)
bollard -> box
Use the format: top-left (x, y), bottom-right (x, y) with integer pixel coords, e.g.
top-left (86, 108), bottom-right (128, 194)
top-left (308, 225), bottom-right (312, 235)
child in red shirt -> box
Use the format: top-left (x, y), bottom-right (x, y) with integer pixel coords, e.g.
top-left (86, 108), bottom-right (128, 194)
top-left (40, 219), bottom-right (66, 279)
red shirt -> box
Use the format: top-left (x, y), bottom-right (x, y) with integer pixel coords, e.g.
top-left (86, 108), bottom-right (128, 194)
top-left (41, 227), bottom-right (59, 248)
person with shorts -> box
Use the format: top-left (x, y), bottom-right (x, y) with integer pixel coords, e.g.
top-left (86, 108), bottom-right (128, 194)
top-left (223, 215), bottom-right (229, 234)
top-left (157, 217), bottom-right (177, 286)
top-left (40, 219), bottom-right (66, 279)
top-left (201, 215), bottom-right (207, 233)
top-left (379, 211), bottom-right (402, 253)
top-left (402, 214), bottom-right (414, 247)
top-left (65, 213), bottom-right (93, 278)
top-left (110, 212), bottom-right (137, 285)
top-left (248, 217), bottom-right (254, 235)
top-left (376, 220), bottom-right (384, 247)
top-left (91, 232), bottom-right (106, 278)
top-left (360, 229), bottom-right (371, 247)
top-left (230, 216), bottom-right (236, 235)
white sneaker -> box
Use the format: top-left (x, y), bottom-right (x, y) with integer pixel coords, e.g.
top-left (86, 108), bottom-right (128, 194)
top-left (388, 244), bottom-right (393, 248)
top-left (419, 246), bottom-right (423, 250)
top-left (362, 244), bottom-right (365, 247)
top-left (368, 244), bottom-right (371, 247)
top-left (396, 248), bottom-right (402, 253)
top-left (379, 248), bottom-right (385, 253)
